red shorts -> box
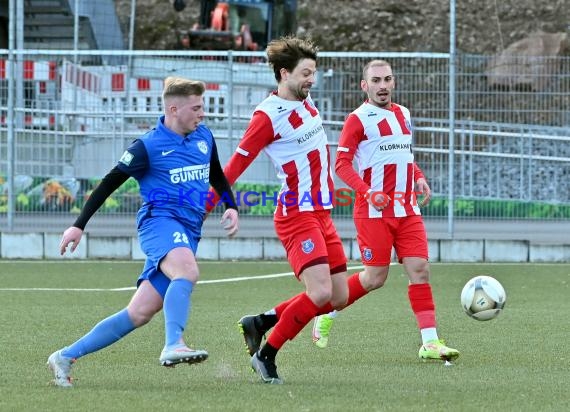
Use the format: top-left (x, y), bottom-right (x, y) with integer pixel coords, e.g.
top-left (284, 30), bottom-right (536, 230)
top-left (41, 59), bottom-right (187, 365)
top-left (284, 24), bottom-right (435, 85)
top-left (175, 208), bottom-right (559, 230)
top-left (355, 215), bottom-right (428, 265)
top-left (274, 210), bottom-right (347, 278)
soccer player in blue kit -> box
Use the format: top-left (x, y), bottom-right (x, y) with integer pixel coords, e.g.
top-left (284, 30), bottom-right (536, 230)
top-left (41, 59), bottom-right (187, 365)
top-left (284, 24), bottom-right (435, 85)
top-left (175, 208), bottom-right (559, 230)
top-left (47, 76), bottom-right (239, 387)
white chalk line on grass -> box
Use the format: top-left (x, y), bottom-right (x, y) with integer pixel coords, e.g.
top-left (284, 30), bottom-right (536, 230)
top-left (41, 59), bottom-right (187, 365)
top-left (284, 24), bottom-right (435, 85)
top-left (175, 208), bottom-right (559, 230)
top-left (0, 264), bottom-right (368, 292)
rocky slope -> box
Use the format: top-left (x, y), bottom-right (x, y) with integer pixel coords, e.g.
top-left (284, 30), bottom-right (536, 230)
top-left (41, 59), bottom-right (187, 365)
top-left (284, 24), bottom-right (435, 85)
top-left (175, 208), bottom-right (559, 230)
top-left (115, 0), bottom-right (569, 53)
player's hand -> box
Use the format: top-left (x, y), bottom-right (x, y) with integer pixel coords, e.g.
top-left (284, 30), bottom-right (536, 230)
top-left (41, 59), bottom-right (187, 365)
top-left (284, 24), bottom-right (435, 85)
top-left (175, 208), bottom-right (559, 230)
top-left (221, 208), bottom-right (239, 237)
top-left (415, 178), bottom-right (431, 207)
top-left (60, 226), bottom-right (84, 255)
top-left (365, 189), bottom-right (391, 211)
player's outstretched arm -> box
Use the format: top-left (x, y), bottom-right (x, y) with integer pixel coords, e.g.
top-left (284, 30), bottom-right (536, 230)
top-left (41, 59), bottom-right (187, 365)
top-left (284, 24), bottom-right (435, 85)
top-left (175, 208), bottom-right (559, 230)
top-left (205, 111), bottom-right (273, 215)
top-left (60, 166), bottom-right (129, 255)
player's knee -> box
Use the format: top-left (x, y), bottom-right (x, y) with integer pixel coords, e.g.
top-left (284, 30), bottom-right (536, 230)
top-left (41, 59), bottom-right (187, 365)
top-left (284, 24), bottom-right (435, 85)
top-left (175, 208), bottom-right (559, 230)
top-left (175, 260), bottom-right (200, 282)
top-left (307, 287), bottom-right (333, 307)
top-left (369, 277), bottom-right (386, 290)
top-left (128, 311), bottom-right (152, 327)
top-left (362, 277), bottom-right (385, 292)
top-left (163, 261), bottom-right (199, 283)
top-left (171, 272), bottom-right (199, 283)
top-left (330, 292), bottom-right (348, 309)
top-left (408, 262), bottom-right (430, 283)
top-left (410, 271), bottom-right (430, 284)
top-left (362, 269), bottom-right (388, 291)
top-left (128, 305), bottom-right (160, 327)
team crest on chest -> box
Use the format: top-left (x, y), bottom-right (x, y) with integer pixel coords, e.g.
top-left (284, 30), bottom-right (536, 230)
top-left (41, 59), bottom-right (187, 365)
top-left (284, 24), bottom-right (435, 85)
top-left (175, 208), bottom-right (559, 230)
top-left (197, 140), bottom-right (208, 154)
top-left (362, 247), bottom-right (373, 261)
top-left (301, 239), bottom-right (315, 254)
top-left (405, 119), bottom-right (412, 132)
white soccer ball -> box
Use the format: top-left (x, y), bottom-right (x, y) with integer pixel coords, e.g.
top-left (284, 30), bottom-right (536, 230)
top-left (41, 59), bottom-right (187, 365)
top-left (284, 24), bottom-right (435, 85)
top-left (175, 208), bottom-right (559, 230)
top-left (460, 275), bottom-right (506, 321)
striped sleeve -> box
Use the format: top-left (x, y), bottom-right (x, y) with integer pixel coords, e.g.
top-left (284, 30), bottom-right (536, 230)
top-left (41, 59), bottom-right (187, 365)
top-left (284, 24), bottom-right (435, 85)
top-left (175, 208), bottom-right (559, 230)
top-left (205, 111), bottom-right (275, 213)
top-left (335, 113), bottom-right (370, 194)
top-left (413, 162), bottom-right (426, 182)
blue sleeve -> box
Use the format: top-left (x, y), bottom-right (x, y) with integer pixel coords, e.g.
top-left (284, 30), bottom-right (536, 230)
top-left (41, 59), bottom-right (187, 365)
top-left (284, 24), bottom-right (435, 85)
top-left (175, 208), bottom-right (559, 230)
top-left (116, 139), bottom-right (149, 180)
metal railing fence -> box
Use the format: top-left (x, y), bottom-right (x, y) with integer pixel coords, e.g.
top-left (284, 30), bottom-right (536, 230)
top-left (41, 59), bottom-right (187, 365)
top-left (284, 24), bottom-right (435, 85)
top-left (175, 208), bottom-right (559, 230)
top-left (1, 49), bottom-right (569, 236)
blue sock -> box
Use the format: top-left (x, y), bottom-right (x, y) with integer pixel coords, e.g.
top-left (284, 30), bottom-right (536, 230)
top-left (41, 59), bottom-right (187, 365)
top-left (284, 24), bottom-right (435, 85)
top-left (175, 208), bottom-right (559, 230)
top-left (163, 278), bottom-right (194, 348)
top-left (61, 308), bottom-right (135, 359)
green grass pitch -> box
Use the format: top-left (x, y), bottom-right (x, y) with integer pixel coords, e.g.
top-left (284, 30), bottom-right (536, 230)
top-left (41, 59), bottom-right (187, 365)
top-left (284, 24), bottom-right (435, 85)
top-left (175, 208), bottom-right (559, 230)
top-left (0, 260), bottom-right (568, 411)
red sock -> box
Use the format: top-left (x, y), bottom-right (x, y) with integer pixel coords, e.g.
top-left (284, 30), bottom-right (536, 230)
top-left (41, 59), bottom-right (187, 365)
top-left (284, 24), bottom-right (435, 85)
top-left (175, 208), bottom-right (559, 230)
top-left (267, 293), bottom-right (321, 349)
top-left (274, 294), bottom-right (302, 318)
top-left (408, 283), bottom-right (436, 329)
top-left (276, 294), bottom-right (333, 318)
top-left (346, 272), bottom-right (368, 306)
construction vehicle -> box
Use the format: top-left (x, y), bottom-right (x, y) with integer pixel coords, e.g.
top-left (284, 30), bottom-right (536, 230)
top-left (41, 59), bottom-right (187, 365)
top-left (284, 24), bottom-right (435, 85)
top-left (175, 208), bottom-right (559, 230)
top-left (179, 0), bottom-right (297, 51)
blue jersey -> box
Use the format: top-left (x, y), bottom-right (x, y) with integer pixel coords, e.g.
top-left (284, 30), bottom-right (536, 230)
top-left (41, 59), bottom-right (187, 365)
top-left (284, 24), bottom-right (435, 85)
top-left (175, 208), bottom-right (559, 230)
top-left (117, 116), bottom-right (214, 227)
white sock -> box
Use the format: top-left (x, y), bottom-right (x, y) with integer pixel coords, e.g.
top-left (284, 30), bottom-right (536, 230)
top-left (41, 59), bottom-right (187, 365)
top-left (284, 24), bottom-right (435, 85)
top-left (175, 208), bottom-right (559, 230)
top-left (420, 327), bottom-right (438, 344)
top-left (327, 310), bottom-right (338, 318)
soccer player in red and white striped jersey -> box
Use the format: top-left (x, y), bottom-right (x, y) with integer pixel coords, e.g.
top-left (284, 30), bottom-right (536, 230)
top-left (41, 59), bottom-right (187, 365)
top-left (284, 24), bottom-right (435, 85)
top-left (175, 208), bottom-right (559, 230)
top-left (210, 37), bottom-right (353, 384)
top-left (313, 60), bottom-right (460, 362)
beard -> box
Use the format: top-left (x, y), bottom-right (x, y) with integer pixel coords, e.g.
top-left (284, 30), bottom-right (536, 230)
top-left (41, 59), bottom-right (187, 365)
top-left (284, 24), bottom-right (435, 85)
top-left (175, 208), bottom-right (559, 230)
top-left (371, 94), bottom-right (390, 107)
top-left (294, 86), bottom-right (310, 100)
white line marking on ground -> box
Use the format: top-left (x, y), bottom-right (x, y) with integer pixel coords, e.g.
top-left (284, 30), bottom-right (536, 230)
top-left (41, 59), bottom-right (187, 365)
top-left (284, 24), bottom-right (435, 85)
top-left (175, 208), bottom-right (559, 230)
top-left (0, 265), bottom-right (368, 292)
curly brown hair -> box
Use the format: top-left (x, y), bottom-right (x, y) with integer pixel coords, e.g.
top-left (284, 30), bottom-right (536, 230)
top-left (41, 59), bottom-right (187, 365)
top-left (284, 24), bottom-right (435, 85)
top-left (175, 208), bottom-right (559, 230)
top-left (266, 36), bottom-right (318, 82)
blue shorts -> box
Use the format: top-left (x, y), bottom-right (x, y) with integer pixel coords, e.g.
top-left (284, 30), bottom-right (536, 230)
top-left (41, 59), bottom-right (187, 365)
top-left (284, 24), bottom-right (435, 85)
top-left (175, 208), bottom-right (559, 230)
top-left (136, 216), bottom-right (201, 298)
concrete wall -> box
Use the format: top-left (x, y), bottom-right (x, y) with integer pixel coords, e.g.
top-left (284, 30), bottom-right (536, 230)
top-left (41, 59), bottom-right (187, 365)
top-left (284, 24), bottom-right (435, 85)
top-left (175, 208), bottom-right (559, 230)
top-left (1, 232), bottom-right (569, 262)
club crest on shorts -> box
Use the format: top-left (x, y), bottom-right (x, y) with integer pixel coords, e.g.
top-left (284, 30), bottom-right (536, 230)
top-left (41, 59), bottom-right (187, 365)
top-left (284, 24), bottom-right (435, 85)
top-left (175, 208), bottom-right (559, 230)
top-left (362, 247), bottom-right (373, 261)
top-left (197, 140), bottom-right (208, 154)
top-left (301, 239), bottom-right (314, 254)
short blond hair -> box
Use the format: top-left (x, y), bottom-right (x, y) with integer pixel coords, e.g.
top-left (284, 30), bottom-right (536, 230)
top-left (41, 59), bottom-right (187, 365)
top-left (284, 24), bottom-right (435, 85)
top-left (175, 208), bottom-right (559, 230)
top-left (162, 76), bottom-right (206, 101)
top-left (362, 59), bottom-right (392, 80)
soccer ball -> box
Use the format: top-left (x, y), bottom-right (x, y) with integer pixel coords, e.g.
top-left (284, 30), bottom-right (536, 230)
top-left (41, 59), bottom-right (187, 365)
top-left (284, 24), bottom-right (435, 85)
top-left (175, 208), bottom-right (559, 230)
top-left (460, 275), bottom-right (506, 321)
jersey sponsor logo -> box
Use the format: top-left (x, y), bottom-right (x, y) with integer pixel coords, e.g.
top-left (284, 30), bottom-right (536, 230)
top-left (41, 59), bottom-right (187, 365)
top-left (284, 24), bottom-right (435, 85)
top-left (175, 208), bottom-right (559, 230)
top-left (277, 106), bottom-right (287, 113)
top-left (377, 143), bottom-right (412, 152)
top-left (119, 151), bottom-right (134, 166)
top-left (301, 239), bottom-right (315, 254)
top-left (362, 248), bottom-right (373, 261)
top-left (161, 149), bottom-right (175, 156)
top-left (197, 140), bottom-right (208, 155)
top-left (297, 124), bottom-right (323, 144)
top-left (169, 163), bottom-right (210, 183)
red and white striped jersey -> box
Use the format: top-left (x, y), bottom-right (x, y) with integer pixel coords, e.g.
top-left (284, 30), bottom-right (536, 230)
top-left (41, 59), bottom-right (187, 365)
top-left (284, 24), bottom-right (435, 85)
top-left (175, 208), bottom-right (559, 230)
top-left (336, 101), bottom-right (424, 218)
top-left (223, 92), bottom-right (334, 216)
